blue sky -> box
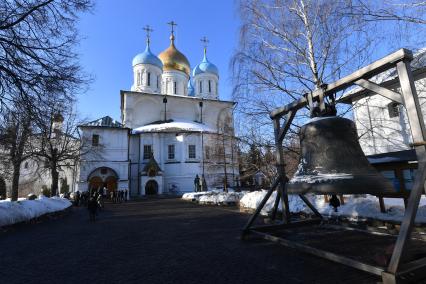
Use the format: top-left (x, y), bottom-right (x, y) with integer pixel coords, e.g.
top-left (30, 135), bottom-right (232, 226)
top-left (76, 0), bottom-right (240, 121)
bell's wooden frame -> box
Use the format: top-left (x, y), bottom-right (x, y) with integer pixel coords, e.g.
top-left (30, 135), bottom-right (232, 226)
top-left (242, 48), bottom-right (426, 284)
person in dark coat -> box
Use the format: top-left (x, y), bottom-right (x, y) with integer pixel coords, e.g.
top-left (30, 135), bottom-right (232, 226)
top-left (88, 197), bottom-right (98, 222)
top-left (329, 194), bottom-right (341, 212)
top-left (74, 191), bottom-right (80, 207)
top-left (194, 175), bottom-right (200, 192)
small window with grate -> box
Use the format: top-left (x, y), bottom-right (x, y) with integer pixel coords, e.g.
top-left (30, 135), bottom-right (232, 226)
top-left (143, 145), bottom-right (152, 159)
top-left (168, 144), bottom-right (175, 160)
top-left (188, 145), bottom-right (196, 159)
top-left (388, 102), bottom-right (400, 118)
top-left (92, 134), bottom-right (99, 146)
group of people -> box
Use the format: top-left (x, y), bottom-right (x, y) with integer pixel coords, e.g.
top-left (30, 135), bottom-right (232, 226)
top-left (194, 174), bottom-right (207, 192)
top-left (73, 187), bottom-right (128, 222)
top-left (109, 189), bottom-right (128, 203)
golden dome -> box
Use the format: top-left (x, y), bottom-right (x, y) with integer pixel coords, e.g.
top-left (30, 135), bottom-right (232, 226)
top-left (158, 34), bottom-right (190, 76)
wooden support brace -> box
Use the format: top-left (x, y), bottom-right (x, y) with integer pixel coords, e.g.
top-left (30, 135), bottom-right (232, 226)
top-left (354, 79), bottom-right (403, 104)
top-left (278, 111), bottom-right (296, 142)
top-left (387, 60), bottom-right (426, 274)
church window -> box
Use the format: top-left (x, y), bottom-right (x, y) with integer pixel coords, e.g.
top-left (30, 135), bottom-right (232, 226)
top-left (388, 102), bottom-right (400, 118)
top-left (188, 145), bottom-right (196, 159)
top-left (24, 162), bottom-right (28, 169)
top-left (216, 82), bottom-right (218, 95)
top-left (137, 72), bottom-right (140, 85)
top-left (199, 81), bottom-right (202, 93)
top-left (174, 82), bottom-right (177, 94)
top-left (168, 144), bottom-right (175, 160)
top-left (208, 80), bottom-right (211, 93)
top-left (92, 134), bottom-right (99, 146)
top-left (100, 168), bottom-right (107, 175)
top-left (143, 145), bottom-right (152, 159)
top-left (147, 72), bottom-right (151, 86)
top-left (156, 76), bottom-right (159, 88)
top-left (166, 80), bottom-right (170, 94)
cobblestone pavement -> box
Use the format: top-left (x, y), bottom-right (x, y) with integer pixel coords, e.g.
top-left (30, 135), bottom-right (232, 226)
top-left (0, 198), bottom-right (378, 284)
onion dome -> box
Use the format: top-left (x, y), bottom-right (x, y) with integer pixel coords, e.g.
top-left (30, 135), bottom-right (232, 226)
top-left (158, 34), bottom-right (190, 76)
top-left (188, 80), bottom-right (195, 96)
top-left (132, 43), bottom-right (163, 69)
top-left (192, 49), bottom-right (219, 77)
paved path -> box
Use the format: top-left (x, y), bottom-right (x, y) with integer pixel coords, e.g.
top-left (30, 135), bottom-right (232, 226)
top-left (0, 198), bottom-right (377, 284)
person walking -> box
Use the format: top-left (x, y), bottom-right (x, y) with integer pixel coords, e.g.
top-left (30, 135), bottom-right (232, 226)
top-left (74, 191), bottom-right (80, 207)
top-left (194, 175), bottom-right (200, 192)
top-left (87, 197), bottom-right (98, 222)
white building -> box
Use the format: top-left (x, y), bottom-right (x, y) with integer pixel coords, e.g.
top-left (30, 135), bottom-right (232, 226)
top-left (345, 49), bottom-right (426, 194)
top-left (77, 29), bottom-right (238, 197)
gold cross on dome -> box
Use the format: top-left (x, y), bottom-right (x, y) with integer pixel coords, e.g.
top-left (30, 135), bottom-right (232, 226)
top-left (143, 25), bottom-right (154, 44)
top-left (167, 21), bottom-right (177, 34)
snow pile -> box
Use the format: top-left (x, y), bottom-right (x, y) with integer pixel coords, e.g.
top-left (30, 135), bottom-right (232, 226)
top-left (239, 190), bottom-right (426, 223)
top-left (133, 119), bottom-right (214, 134)
top-left (0, 196), bottom-right (72, 227)
top-left (182, 190), bottom-right (246, 205)
top-left (182, 192), bottom-right (211, 202)
top-left (198, 192), bottom-right (245, 205)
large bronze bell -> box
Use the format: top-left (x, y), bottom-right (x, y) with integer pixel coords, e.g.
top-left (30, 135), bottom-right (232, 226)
top-left (287, 116), bottom-right (396, 195)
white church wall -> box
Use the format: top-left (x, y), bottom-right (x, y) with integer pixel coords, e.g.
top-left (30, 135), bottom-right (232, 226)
top-left (78, 127), bottom-right (129, 192)
top-left (162, 70), bottom-right (189, 96)
top-left (131, 64), bottom-right (162, 93)
top-left (194, 73), bottom-right (219, 99)
top-left (122, 92), bottom-right (234, 133)
top-left (353, 77), bottom-right (426, 155)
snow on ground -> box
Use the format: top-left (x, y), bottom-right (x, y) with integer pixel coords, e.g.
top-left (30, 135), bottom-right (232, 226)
top-left (0, 196), bottom-right (72, 227)
top-left (239, 190), bottom-right (426, 223)
top-left (182, 190), bottom-right (246, 205)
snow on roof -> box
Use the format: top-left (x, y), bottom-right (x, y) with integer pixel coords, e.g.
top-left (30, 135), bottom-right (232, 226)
top-left (341, 48), bottom-right (426, 102)
top-left (83, 116), bottom-right (123, 128)
top-left (132, 119), bottom-right (215, 134)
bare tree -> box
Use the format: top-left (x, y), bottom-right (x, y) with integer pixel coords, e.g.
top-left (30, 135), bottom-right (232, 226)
top-left (28, 102), bottom-right (82, 196)
top-left (0, 0), bottom-right (92, 200)
top-left (0, 100), bottom-right (33, 200)
top-left (0, 0), bottom-right (93, 108)
top-left (232, 0), bottom-right (426, 146)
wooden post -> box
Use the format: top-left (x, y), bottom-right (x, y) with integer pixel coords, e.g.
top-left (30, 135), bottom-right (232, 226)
top-left (273, 118), bottom-right (290, 223)
top-left (386, 60), bottom-right (426, 275)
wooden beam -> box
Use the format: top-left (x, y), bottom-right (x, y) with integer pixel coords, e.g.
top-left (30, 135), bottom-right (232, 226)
top-left (251, 230), bottom-right (385, 276)
top-left (354, 79), bottom-right (403, 104)
top-left (387, 60), bottom-right (426, 274)
top-left (278, 111), bottom-right (296, 142)
top-left (270, 48), bottom-right (413, 119)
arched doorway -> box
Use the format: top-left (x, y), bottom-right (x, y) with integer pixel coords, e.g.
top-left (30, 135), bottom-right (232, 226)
top-left (89, 176), bottom-right (103, 193)
top-left (105, 176), bottom-right (117, 194)
top-left (145, 180), bottom-right (158, 195)
top-left (0, 177), bottom-right (6, 199)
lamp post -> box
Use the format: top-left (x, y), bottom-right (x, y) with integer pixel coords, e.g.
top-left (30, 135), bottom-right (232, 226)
top-left (221, 126), bottom-right (228, 193)
top-left (163, 96), bottom-right (168, 121)
top-left (199, 101), bottom-right (205, 177)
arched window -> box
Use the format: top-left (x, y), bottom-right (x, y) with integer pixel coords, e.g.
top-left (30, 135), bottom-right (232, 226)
top-left (147, 72), bottom-right (151, 86)
top-left (199, 81), bottom-right (202, 93)
top-left (137, 72), bottom-right (140, 85)
top-left (208, 80), bottom-right (211, 93)
top-left (174, 81), bottom-right (177, 94)
top-left (156, 75), bottom-right (159, 89)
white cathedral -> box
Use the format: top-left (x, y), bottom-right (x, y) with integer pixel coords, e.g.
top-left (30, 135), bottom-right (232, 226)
top-left (77, 26), bottom-right (238, 197)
